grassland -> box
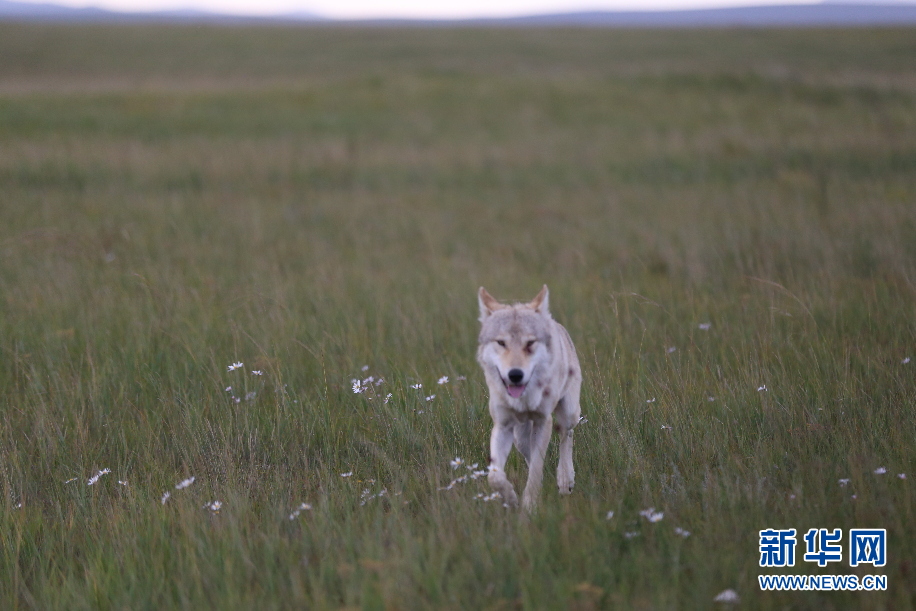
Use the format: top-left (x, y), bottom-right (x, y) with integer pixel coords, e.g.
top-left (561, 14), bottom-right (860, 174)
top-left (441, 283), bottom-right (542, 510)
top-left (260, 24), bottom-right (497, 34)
top-left (1, 23), bottom-right (915, 609)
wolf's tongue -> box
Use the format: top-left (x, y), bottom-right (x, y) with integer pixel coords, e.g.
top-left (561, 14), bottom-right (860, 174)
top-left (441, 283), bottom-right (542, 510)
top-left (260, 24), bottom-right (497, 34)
top-left (507, 384), bottom-right (526, 398)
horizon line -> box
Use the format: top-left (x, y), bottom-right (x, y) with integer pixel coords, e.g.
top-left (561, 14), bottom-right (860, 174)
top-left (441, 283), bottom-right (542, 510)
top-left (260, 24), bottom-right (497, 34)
top-left (3, 0), bottom-right (916, 22)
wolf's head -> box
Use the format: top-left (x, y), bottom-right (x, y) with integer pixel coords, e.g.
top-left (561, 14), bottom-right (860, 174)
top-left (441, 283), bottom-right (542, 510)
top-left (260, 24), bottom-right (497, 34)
top-left (477, 285), bottom-right (553, 400)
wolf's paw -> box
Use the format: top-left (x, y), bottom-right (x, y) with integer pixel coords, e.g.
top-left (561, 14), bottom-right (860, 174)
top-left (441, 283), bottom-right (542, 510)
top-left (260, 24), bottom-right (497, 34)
top-left (489, 472), bottom-right (518, 507)
top-left (503, 489), bottom-right (519, 508)
top-left (497, 485), bottom-right (519, 508)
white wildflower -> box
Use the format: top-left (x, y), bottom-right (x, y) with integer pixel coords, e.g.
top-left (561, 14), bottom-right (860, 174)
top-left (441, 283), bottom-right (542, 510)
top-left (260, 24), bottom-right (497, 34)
top-left (425, 394), bottom-right (436, 401)
top-left (289, 502), bottom-right (312, 520)
top-left (874, 467), bottom-right (887, 475)
top-left (352, 379), bottom-right (364, 394)
top-left (698, 323), bottom-right (711, 331)
top-left (384, 393), bottom-right (393, 404)
top-left (646, 398), bottom-right (656, 403)
top-left (838, 478), bottom-right (850, 487)
top-left (713, 589), bottom-right (739, 603)
top-left (898, 473), bottom-right (907, 479)
top-left (456, 375), bottom-right (467, 381)
top-left (204, 500), bottom-right (222, 512)
top-left (437, 376), bottom-right (449, 385)
top-left (175, 476), bottom-right (195, 489)
top-left (225, 386), bottom-right (232, 392)
top-left (361, 365), bottom-right (369, 372)
top-left (624, 531), bottom-right (640, 539)
top-left (64, 477), bottom-right (78, 484)
top-left (666, 347), bottom-right (677, 354)
top-left (903, 357), bottom-right (911, 364)
top-left (359, 488), bottom-right (388, 506)
top-left (410, 383), bottom-right (423, 390)
top-left (707, 396), bottom-right (715, 402)
top-left (757, 385), bottom-right (768, 392)
top-left (227, 362), bottom-right (243, 372)
top-left (639, 507), bottom-right (664, 522)
top-left (661, 424), bottom-right (672, 430)
top-left (450, 457), bottom-right (464, 470)
top-left (161, 491), bottom-right (171, 504)
top-left (341, 471), bottom-right (353, 478)
top-left (118, 480), bottom-right (128, 486)
top-left (87, 468), bottom-right (111, 486)
top-left (252, 370), bottom-right (263, 376)
top-left (605, 511), bottom-right (614, 520)
top-left (674, 527), bottom-right (691, 538)
top-left (438, 472), bottom-right (472, 491)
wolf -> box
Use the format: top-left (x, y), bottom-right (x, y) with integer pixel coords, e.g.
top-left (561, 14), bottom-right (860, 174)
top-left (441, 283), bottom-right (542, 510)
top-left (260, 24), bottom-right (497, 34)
top-left (476, 285), bottom-right (582, 511)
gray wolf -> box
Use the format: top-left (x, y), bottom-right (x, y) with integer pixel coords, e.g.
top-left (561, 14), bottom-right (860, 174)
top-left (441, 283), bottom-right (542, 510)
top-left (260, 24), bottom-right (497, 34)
top-left (476, 285), bottom-right (582, 511)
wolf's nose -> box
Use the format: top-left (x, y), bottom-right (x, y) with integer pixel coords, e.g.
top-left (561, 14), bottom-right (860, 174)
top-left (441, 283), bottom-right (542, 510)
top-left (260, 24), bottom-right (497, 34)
top-left (507, 369), bottom-right (524, 384)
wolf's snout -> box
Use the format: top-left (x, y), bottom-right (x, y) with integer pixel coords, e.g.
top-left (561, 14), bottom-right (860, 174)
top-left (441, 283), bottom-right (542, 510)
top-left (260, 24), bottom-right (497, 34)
top-left (504, 369), bottom-right (527, 398)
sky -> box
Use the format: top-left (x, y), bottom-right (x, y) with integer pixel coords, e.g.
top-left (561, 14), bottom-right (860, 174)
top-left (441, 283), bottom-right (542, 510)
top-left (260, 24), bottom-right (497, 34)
top-left (15, 0), bottom-right (839, 19)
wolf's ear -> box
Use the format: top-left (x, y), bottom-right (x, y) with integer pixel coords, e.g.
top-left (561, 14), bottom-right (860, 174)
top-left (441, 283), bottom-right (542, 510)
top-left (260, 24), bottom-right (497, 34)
top-left (529, 285), bottom-right (550, 318)
top-left (478, 287), bottom-right (502, 321)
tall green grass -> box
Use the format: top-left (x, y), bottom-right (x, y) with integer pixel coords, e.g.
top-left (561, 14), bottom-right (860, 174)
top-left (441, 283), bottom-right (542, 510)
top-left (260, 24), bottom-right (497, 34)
top-left (1, 24), bottom-right (915, 609)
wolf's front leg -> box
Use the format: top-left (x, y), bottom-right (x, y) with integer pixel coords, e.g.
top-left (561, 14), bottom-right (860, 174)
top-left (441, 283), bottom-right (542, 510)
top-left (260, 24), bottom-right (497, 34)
top-left (521, 414), bottom-right (552, 512)
top-left (556, 426), bottom-right (575, 495)
top-left (555, 391), bottom-right (581, 496)
top-left (488, 422), bottom-right (518, 507)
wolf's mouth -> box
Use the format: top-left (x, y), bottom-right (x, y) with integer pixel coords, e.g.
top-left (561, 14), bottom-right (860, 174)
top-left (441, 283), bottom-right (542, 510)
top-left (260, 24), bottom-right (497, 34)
top-left (505, 383), bottom-right (526, 399)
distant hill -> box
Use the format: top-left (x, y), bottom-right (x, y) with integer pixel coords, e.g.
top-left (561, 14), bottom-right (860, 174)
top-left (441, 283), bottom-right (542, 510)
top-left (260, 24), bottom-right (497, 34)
top-left (0, 0), bottom-right (325, 21)
top-left (492, 2), bottom-right (916, 25)
top-left (2, 0), bottom-right (916, 25)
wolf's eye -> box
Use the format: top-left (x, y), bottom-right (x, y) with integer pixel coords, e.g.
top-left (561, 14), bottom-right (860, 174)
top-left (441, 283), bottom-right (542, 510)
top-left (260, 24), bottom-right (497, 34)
top-left (496, 340), bottom-right (506, 347)
top-left (526, 340), bottom-right (536, 349)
